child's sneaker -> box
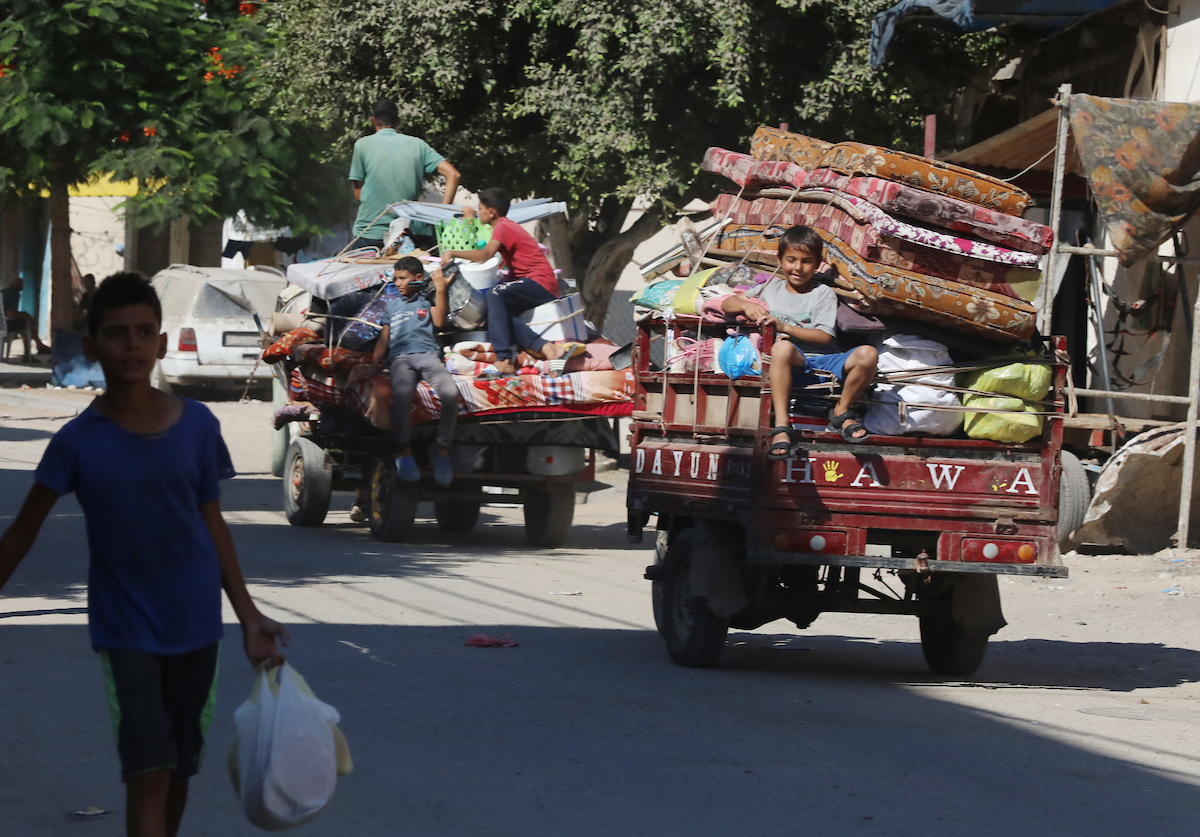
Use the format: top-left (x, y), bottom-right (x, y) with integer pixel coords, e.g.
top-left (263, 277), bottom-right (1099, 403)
top-left (395, 455), bottom-right (420, 482)
top-left (432, 451), bottom-right (453, 487)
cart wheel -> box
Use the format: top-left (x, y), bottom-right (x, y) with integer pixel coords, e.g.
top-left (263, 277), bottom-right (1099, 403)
top-left (523, 489), bottom-right (574, 548)
top-left (651, 529), bottom-right (669, 636)
top-left (919, 587), bottom-right (988, 677)
top-left (368, 457), bottom-right (417, 543)
top-left (283, 437), bottom-right (332, 527)
top-left (1058, 450), bottom-right (1091, 548)
top-left (270, 376), bottom-right (289, 478)
top-left (435, 490), bottom-right (483, 533)
top-left (661, 529), bottom-right (729, 668)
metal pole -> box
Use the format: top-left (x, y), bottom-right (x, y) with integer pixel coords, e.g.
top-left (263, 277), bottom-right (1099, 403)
top-left (1176, 296), bottom-right (1200, 548)
top-left (1088, 256), bottom-right (1117, 420)
top-left (1041, 83), bottom-right (1072, 336)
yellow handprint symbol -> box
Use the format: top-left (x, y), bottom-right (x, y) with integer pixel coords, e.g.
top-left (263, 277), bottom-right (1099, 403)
top-left (823, 461), bottom-right (842, 483)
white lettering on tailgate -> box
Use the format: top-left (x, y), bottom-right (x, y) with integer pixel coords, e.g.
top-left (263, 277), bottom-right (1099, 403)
top-left (672, 450), bottom-right (683, 477)
top-left (850, 463), bottom-right (883, 487)
top-left (1007, 467), bottom-right (1038, 495)
top-left (783, 457), bottom-right (815, 485)
top-left (651, 449), bottom-right (663, 475)
top-left (927, 463), bottom-right (965, 490)
top-left (635, 448), bottom-right (645, 473)
top-left (690, 451), bottom-right (701, 478)
top-left (707, 453), bottom-right (720, 481)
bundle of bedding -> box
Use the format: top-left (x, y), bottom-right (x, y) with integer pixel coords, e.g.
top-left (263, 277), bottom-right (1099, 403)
top-left (633, 125), bottom-right (1060, 439)
top-left (265, 326), bottom-right (634, 432)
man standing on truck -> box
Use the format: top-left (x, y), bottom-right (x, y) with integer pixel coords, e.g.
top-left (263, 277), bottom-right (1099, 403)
top-left (349, 98), bottom-right (461, 252)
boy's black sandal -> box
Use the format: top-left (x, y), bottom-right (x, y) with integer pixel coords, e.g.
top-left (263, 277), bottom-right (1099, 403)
top-left (767, 425), bottom-right (795, 460)
top-left (828, 408), bottom-right (869, 444)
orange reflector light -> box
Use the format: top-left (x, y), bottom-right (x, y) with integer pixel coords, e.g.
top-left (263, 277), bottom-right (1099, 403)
top-left (962, 538), bottom-right (1037, 564)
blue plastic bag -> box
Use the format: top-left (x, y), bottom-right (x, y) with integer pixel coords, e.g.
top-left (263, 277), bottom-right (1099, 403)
top-left (717, 334), bottom-right (761, 379)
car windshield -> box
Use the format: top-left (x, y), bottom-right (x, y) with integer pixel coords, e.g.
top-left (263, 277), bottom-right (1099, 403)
top-left (193, 284), bottom-right (252, 319)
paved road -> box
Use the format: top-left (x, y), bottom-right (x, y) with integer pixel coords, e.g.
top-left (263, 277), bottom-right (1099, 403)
top-left (2, 395), bottom-right (1199, 835)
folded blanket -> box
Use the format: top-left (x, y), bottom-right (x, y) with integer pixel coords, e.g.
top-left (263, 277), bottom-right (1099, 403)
top-left (815, 231), bottom-right (1037, 343)
top-left (716, 223), bottom-right (1027, 297)
top-left (712, 192), bottom-right (1040, 267)
top-left (749, 127), bottom-right (1031, 217)
top-left (702, 148), bottom-right (808, 190)
top-left (803, 169), bottom-right (1052, 255)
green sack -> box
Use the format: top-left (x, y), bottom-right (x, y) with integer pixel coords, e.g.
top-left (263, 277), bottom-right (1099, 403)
top-left (962, 362), bottom-right (1051, 401)
top-left (962, 394), bottom-right (1043, 443)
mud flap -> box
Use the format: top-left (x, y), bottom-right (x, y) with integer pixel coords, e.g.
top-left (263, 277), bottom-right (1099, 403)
top-left (950, 574), bottom-right (1007, 637)
top-left (689, 520), bottom-right (747, 618)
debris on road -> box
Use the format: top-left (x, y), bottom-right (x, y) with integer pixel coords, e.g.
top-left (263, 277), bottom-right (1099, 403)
top-left (465, 633), bottom-right (519, 648)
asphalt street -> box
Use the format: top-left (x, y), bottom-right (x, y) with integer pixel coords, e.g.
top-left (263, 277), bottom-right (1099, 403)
top-left (2, 393), bottom-right (1199, 836)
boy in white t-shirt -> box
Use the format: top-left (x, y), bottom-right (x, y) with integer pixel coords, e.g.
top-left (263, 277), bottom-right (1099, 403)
top-left (722, 226), bottom-right (879, 456)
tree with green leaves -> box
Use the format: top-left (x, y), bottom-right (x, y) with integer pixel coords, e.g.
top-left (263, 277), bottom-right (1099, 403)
top-left (0, 0), bottom-right (347, 330)
top-left (264, 0), bottom-right (1012, 328)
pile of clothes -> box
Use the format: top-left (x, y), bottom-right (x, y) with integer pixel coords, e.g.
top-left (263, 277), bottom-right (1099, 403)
top-left (635, 127), bottom-right (1059, 441)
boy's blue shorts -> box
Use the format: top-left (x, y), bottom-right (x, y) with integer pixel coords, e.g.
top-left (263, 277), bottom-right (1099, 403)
top-left (793, 349), bottom-right (854, 388)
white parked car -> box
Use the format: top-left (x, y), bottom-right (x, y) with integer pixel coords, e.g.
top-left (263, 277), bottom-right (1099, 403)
top-left (151, 265), bottom-right (286, 388)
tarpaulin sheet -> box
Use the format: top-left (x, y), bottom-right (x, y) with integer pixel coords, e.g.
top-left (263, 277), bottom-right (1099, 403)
top-left (1068, 94), bottom-right (1200, 264)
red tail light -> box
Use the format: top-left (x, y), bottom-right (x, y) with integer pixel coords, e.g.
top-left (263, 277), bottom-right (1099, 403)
top-left (178, 328), bottom-right (198, 352)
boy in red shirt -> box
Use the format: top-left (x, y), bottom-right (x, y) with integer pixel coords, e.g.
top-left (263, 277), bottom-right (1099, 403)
top-left (442, 187), bottom-right (571, 375)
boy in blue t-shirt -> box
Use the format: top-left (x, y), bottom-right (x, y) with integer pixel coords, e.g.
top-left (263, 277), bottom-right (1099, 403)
top-left (371, 256), bottom-right (458, 486)
top-left (0, 273), bottom-right (289, 837)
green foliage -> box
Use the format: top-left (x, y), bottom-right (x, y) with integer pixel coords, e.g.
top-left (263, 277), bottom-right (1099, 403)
top-left (265, 0), bottom-right (1012, 222)
top-left (0, 0), bottom-right (349, 231)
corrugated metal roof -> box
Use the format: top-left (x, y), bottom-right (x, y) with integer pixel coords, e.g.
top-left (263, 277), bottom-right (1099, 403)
top-left (942, 107), bottom-right (1084, 175)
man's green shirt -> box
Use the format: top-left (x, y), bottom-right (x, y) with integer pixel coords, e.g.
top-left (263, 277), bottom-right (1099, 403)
top-left (349, 129), bottom-right (445, 240)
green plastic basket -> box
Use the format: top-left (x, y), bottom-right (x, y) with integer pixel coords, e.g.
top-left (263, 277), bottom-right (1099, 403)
top-left (437, 218), bottom-right (492, 253)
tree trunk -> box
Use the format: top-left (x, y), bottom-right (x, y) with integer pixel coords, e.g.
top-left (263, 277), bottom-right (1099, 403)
top-left (578, 209), bottom-right (663, 332)
top-left (49, 182), bottom-right (74, 335)
top-left (0, 201), bottom-right (19, 290)
top-left (540, 213), bottom-right (578, 281)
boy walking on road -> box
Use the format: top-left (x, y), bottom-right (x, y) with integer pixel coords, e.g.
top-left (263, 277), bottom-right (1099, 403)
top-left (0, 273), bottom-right (289, 837)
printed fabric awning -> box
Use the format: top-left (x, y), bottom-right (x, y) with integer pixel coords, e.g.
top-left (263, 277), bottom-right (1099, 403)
top-left (1069, 94), bottom-right (1200, 264)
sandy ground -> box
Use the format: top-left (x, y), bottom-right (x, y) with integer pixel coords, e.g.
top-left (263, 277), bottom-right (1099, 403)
top-left (1, 392), bottom-right (1198, 835)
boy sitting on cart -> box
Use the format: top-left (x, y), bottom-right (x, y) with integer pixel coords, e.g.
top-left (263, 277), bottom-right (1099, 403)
top-left (441, 187), bottom-right (577, 375)
top-left (720, 225), bottom-right (879, 457)
top-left (372, 256), bottom-right (459, 486)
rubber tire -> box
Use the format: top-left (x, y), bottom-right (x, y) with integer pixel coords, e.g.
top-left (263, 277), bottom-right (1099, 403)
top-left (368, 457), bottom-right (418, 543)
top-left (524, 489), bottom-right (575, 548)
top-left (651, 529), bottom-right (669, 636)
top-left (435, 494), bottom-right (483, 533)
top-left (919, 587), bottom-right (989, 677)
top-left (283, 437), bottom-right (332, 527)
top-left (270, 376), bottom-right (289, 478)
top-left (661, 529), bottom-right (730, 668)
top-left (1058, 450), bottom-right (1091, 548)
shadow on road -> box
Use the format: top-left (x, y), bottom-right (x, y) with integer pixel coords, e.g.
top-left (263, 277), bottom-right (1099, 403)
top-left (2, 621), bottom-right (1199, 836)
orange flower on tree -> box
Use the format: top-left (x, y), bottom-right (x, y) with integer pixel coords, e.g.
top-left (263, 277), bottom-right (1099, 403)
top-left (239, 2), bottom-right (257, 15)
top-left (143, 126), bottom-right (157, 138)
top-left (0, 63), bottom-right (14, 79)
top-left (118, 130), bottom-right (131, 143)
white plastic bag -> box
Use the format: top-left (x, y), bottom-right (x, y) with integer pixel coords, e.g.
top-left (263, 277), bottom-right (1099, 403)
top-left (864, 335), bottom-right (962, 437)
top-left (231, 663), bottom-right (342, 831)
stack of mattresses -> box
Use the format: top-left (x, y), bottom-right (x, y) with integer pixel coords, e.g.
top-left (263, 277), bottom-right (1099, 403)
top-left (700, 128), bottom-right (1053, 344)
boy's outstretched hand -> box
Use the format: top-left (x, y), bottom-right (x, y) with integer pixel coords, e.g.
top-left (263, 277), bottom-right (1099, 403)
top-left (431, 268), bottom-right (448, 292)
top-left (243, 615), bottom-right (290, 669)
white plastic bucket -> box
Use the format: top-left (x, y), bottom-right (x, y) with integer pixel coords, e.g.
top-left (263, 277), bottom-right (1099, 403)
top-left (454, 255), bottom-right (503, 291)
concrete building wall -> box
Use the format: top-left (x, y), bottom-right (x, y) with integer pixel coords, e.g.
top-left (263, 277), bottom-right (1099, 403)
top-left (68, 197), bottom-right (124, 282)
